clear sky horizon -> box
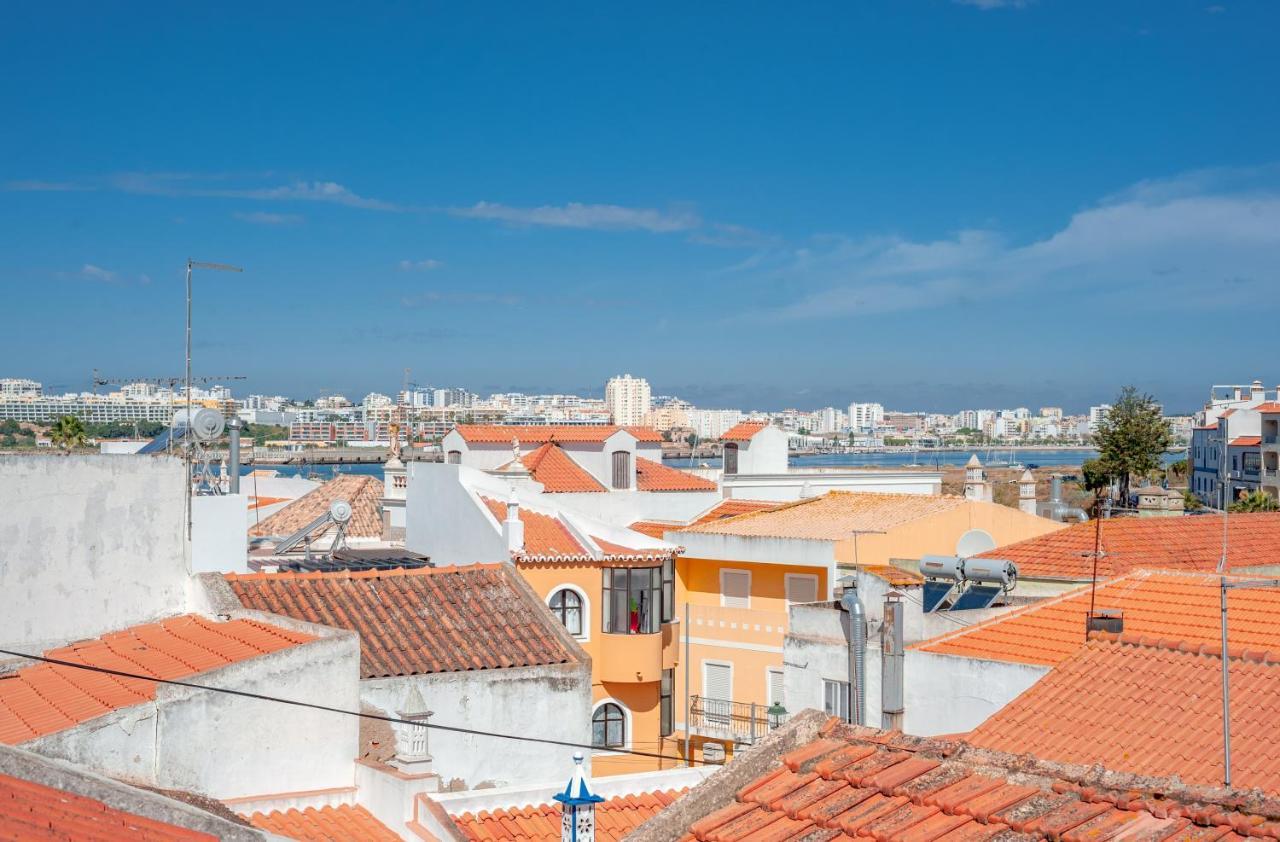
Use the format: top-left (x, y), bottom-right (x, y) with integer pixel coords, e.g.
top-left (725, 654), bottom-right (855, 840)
top-left (2, 2), bottom-right (1277, 413)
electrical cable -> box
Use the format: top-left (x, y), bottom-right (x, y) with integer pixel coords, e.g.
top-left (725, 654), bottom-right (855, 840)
top-left (0, 647), bottom-right (713, 768)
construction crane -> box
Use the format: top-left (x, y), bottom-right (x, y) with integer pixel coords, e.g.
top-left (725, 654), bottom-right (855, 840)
top-left (92, 372), bottom-right (246, 392)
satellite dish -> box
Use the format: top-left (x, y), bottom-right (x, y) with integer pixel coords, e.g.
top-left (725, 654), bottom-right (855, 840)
top-left (330, 499), bottom-right (353, 524)
top-left (170, 408), bottom-right (226, 443)
top-left (956, 528), bottom-right (996, 558)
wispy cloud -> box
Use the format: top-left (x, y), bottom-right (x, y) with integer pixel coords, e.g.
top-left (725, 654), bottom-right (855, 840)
top-left (687, 222), bottom-right (780, 249)
top-left (953, 0), bottom-right (1031, 8)
top-left (80, 264), bottom-right (117, 282)
top-left (398, 259), bottom-right (443, 272)
top-left (400, 290), bottom-right (521, 308)
top-left (451, 201), bottom-right (700, 233)
top-left (734, 166), bottom-right (1280, 321)
top-left (233, 211), bottom-right (303, 225)
top-left (5, 180), bottom-right (84, 192)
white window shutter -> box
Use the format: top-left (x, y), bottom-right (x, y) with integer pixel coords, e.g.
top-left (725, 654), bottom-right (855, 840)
top-left (721, 571), bottom-right (750, 609)
top-left (704, 663), bottom-right (732, 702)
top-left (768, 669), bottom-right (784, 706)
top-left (787, 576), bottom-right (818, 605)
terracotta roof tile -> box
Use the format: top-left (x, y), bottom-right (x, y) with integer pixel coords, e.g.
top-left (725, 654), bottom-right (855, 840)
top-left (965, 634), bottom-right (1280, 794)
top-left (695, 500), bottom-right (782, 524)
top-left (629, 520), bottom-right (681, 539)
top-left (721, 422), bottom-right (771, 441)
top-left (247, 804), bottom-right (400, 841)
top-left (481, 498), bottom-right (590, 558)
top-left (861, 566), bottom-right (927, 587)
top-left (636, 457), bottom-right (718, 492)
top-left (912, 570), bottom-right (1280, 667)
top-left (450, 789), bottom-right (686, 841)
top-left (0, 616), bottom-right (313, 744)
top-left (522, 443), bottom-right (606, 492)
top-left (678, 491), bottom-right (967, 540)
top-left (1229, 437), bottom-right (1262, 447)
top-left (679, 720), bottom-right (1280, 842)
top-left (226, 564), bottom-right (581, 678)
top-left (974, 514), bottom-right (1280, 580)
top-left (1254, 403), bottom-right (1280, 414)
top-left (0, 772), bottom-right (216, 841)
top-left (455, 425), bottom-right (662, 443)
top-left (248, 475), bottom-right (384, 538)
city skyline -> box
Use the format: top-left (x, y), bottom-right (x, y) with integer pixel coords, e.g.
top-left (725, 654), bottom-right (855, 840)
top-left (4, 3), bottom-right (1279, 409)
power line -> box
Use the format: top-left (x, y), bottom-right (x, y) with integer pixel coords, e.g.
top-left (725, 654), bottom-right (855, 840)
top-left (0, 647), bottom-right (711, 768)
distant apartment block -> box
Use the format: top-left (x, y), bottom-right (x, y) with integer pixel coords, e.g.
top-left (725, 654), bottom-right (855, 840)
top-left (847, 402), bottom-right (884, 432)
top-left (0, 378), bottom-right (42, 397)
top-left (605, 373), bottom-right (652, 426)
top-left (1189, 380), bottom-right (1274, 507)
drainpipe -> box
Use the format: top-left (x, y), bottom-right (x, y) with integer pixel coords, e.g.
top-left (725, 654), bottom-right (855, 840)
top-left (881, 592), bottom-right (905, 731)
top-left (228, 417), bottom-right (242, 494)
top-left (839, 576), bottom-right (866, 726)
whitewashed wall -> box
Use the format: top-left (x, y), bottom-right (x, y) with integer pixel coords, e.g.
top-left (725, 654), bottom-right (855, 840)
top-left (192, 493), bottom-right (249, 573)
top-left (0, 455), bottom-right (189, 651)
top-left (723, 470), bottom-right (941, 501)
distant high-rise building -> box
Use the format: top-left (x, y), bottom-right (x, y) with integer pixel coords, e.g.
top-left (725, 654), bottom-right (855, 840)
top-left (1088, 404), bottom-right (1111, 433)
top-left (0, 378), bottom-right (41, 397)
top-left (847, 402), bottom-right (884, 432)
top-left (1039, 407), bottom-right (1063, 420)
top-left (605, 374), bottom-right (651, 426)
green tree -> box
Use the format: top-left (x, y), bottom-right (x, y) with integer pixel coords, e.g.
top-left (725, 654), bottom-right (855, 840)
top-left (1181, 488), bottom-right (1202, 511)
top-left (1093, 386), bottom-right (1172, 503)
top-left (0, 418), bottom-right (21, 435)
top-left (1229, 490), bottom-right (1280, 513)
top-left (48, 415), bottom-right (88, 451)
top-left (1079, 457), bottom-right (1112, 492)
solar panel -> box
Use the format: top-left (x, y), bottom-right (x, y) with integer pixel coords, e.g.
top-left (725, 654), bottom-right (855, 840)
top-left (950, 584), bottom-right (1003, 611)
top-left (921, 580), bottom-right (955, 613)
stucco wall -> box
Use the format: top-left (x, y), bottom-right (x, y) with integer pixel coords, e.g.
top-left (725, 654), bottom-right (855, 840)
top-left (405, 462), bottom-right (507, 566)
top-left (723, 471), bottom-right (941, 501)
top-left (24, 623), bottom-right (361, 800)
top-left (361, 660), bottom-right (592, 791)
top-left (736, 427), bottom-right (789, 475)
top-left (192, 493), bottom-right (249, 573)
top-left (783, 603), bottom-right (1047, 735)
top-left (0, 455), bottom-right (190, 651)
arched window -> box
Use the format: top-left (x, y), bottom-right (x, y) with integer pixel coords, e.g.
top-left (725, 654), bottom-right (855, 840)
top-left (611, 450), bottom-right (631, 489)
top-left (548, 588), bottom-right (583, 636)
top-left (592, 702), bottom-right (626, 749)
top-left (723, 443), bottom-right (739, 474)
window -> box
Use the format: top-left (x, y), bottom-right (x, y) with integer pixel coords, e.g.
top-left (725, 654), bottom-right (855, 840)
top-left (660, 669), bottom-right (674, 737)
top-left (703, 662), bottom-right (733, 726)
top-left (548, 588), bottom-right (583, 637)
top-left (723, 443), bottom-right (739, 474)
top-left (785, 574), bottom-right (819, 605)
top-left (592, 703), bottom-right (626, 749)
top-left (447, 450), bottom-right (461, 464)
top-left (602, 567), bottom-right (661, 634)
top-left (767, 668), bottom-right (785, 707)
top-left (720, 569), bottom-right (751, 609)
top-left (611, 450), bottom-right (631, 489)
top-left (823, 679), bottom-right (849, 721)
top-left (661, 556), bottom-right (675, 623)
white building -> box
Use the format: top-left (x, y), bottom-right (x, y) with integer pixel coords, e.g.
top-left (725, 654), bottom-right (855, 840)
top-left (0, 378), bottom-right (41, 397)
top-left (848, 402), bottom-right (884, 432)
top-left (686, 408), bottom-right (743, 440)
top-left (605, 374), bottom-right (651, 426)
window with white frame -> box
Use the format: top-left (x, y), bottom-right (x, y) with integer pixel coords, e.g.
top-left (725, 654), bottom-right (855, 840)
top-left (785, 573), bottom-right (819, 605)
top-left (548, 587), bottom-right (584, 637)
top-left (767, 668), bottom-right (785, 707)
top-left (592, 702), bottom-right (626, 749)
top-left (823, 679), bottom-right (849, 721)
top-left (720, 569), bottom-right (750, 609)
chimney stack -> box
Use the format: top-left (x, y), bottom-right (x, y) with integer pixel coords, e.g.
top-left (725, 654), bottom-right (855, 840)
top-left (881, 592), bottom-right (905, 731)
top-left (1018, 469), bottom-right (1037, 515)
top-left (503, 492), bottom-right (525, 554)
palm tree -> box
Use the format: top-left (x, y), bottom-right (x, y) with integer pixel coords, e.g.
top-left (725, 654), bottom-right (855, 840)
top-left (48, 415), bottom-right (87, 451)
top-left (1229, 489), bottom-right (1280, 513)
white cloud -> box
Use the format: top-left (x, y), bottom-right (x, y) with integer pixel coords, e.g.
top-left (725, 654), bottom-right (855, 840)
top-left (5, 180), bottom-right (83, 192)
top-left (80, 264), bottom-right (117, 282)
top-left (740, 170), bottom-right (1280, 321)
top-left (233, 211), bottom-right (304, 225)
top-left (953, 0), bottom-right (1031, 8)
top-left (451, 201), bottom-right (700, 233)
top-left (397, 259), bottom-right (443, 271)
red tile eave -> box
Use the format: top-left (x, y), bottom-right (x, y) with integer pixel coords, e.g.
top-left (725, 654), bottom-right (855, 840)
top-left (1253, 403), bottom-right (1280, 414)
top-left (247, 804), bottom-right (401, 841)
top-left (721, 421), bottom-right (770, 441)
top-left (0, 773), bottom-right (217, 841)
top-left (1229, 436), bottom-right (1262, 446)
top-left (451, 789), bottom-right (687, 841)
top-left (635, 456), bottom-right (718, 492)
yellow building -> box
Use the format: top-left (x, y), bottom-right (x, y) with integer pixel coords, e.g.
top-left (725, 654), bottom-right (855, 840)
top-left (665, 490), bottom-right (1066, 764)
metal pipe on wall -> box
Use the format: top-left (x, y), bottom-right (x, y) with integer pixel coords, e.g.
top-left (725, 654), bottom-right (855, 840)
top-left (881, 593), bottom-right (905, 731)
top-left (228, 417), bottom-right (242, 494)
top-left (840, 578), bottom-right (866, 726)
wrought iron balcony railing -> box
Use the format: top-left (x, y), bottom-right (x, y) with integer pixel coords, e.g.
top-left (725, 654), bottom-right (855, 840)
top-left (688, 695), bottom-right (789, 745)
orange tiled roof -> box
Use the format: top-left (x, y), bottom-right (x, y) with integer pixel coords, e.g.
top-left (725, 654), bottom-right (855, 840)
top-left (454, 424), bottom-right (662, 443)
top-left (974, 512), bottom-right (1280, 580)
top-left (635, 457), bottom-right (717, 492)
top-left (1255, 402), bottom-right (1280, 413)
top-left (693, 500), bottom-right (781, 524)
top-left (522, 442), bottom-right (606, 492)
top-left (1230, 436), bottom-right (1262, 446)
top-left (629, 520), bottom-right (680, 539)
top-left (226, 564), bottom-right (581, 678)
top-left (0, 772), bottom-right (216, 841)
top-left (913, 569), bottom-right (1280, 666)
top-left (482, 497), bottom-right (590, 558)
top-left (720, 421), bottom-right (770, 441)
top-left (249, 495), bottom-right (291, 511)
top-left (247, 804), bottom-right (400, 841)
top-left (452, 790), bottom-right (685, 841)
top-left (860, 565), bottom-right (926, 586)
top-left (248, 475), bottom-right (384, 538)
top-left (678, 491), bottom-right (965, 540)
top-left (965, 633), bottom-right (1280, 794)
top-left (0, 615), bottom-right (314, 744)
top-left (678, 717), bottom-right (1280, 842)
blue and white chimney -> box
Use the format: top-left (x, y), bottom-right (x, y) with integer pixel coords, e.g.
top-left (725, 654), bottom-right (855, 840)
top-left (554, 752), bottom-right (604, 842)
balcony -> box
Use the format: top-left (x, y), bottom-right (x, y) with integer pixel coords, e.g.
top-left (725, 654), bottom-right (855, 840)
top-left (688, 696), bottom-right (789, 745)
top-left (598, 630), bottom-right (665, 684)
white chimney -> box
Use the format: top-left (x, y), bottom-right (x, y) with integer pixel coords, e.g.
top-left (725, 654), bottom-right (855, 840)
top-left (503, 492), bottom-right (524, 554)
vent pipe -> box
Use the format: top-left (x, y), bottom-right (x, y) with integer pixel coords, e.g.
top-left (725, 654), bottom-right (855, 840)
top-left (881, 592), bottom-right (905, 731)
top-left (228, 417), bottom-right (243, 494)
top-left (839, 576), bottom-right (866, 726)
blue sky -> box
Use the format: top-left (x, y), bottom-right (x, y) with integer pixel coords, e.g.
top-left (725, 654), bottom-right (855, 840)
top-left (2, 1), bottom-right (1278, 412)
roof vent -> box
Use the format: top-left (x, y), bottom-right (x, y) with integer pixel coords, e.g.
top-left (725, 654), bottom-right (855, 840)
top-left (1086, 609), bottom-right (1123, 635)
